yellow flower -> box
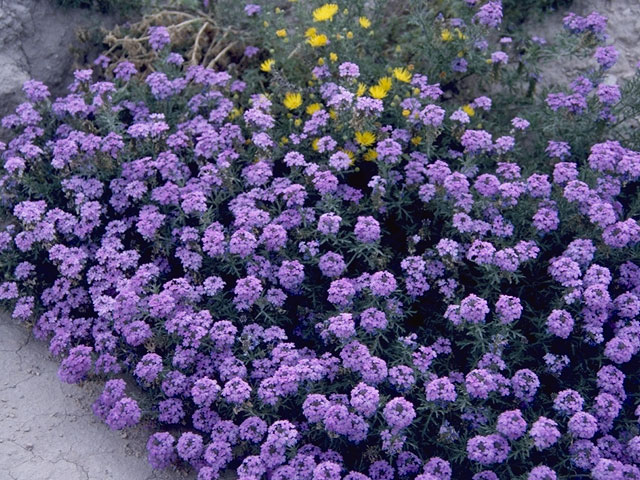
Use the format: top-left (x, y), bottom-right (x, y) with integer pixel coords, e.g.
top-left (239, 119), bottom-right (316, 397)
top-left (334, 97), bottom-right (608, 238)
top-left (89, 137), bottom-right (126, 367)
top-left (263, 21), bottom-right (269, 27)
top-left (283, 92), bottom-right (303, 110)
top-left (355, 131), bottom-right (376, 147)
top-left (276, 29), bottom-right (287, 38)
top-left (462, 104), bottom-right (475, 117)
top-left (363, 149), bottom-right (378, 161)
top-left (312, 138), bottom-right (320, 151)
top-left (305, 27), bottom-right (317, 38)
top-left (275, 7), bottom-right (282, 13)
top-left (306, 103), bottom-right (322, 115)
top-left (313, 3), bottom-right (339, 22)
top-left (280, 136), bottom-right (289, 144)
top-left (411, 136), bottom-right (422, 145)
top-left (307, 34), bottom-right (329, 47)
top-left (342, 149), bottom-right (355, 165)
top-left (329, 52), bottom-right (338, 62)
top-left (346, 31), bottom-right (353, 39)
top-left (228, 108), bottom-right (242, 120)
top-left (377, 76), bottom-right (393, 92)
top-left (329, 109), bottom-right (337, 120)
top-left (402, 109), bottom-right (410, 117)
top-left (441, 29), bottom-right (453, 42)
top-left (455, 28), bottom-right (466, 40)
top-left (359, 16), bottom-right (371, 28)
top-left (317, 57), bottom-right (325, 66)
top-left (294, 118), bottom-right (302, 127)
top-left (369, 85), bottom-right (388, 99)
top-left (356, 83), bottom-right (367, 96)
top-left (393, 67), bottom-right (412, 83)
top-left (260, 59), bottom-right (275, 72)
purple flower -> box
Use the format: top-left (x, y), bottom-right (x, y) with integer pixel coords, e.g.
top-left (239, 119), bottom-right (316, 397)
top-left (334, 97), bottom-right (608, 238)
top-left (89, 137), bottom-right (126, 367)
top-left (278, 260), bottom-right (305, 291)
top-left (313, 461), bottom-right (342, 480)
top-left (474, 1), bottom-right (503, 28)
top-left (234, 275), bottom-right (263, 311)
top-left (147, 432), bottom-right (176, 469)
top-left (339, 62), bottom-right (360, 78)
top-left (106, 397), bottom-right (141, 430)
top-left (568, 411), bottom-right (598, 439)
top-left (148, 26), bottom-right (171, 51)
top-left (495, 295), bottom-right (522, 324)
top-left (496, 409), bottom-right (527, 440)
top-left (328, 278), bottom-right (356, 306)
top-left (318, 212), bottom-right (342, 234)
top-left (528, 466), bottom-right (557, 480)
top-left (425, 377), bottom-right (457, 403)
top-left (176, 432), bottom-right (204, 462)
top-left (354, 216), bottom-right (381, 243)
top-left (369, 271), bottom-right (397, 296)
top-left (383, 397), bottom-right (415, 431)
top-left (244, 4), bottom-right (261, 16)
top-left (135, 353), bottom-right (163, 383)
top-left (529, 417), bottom-right (561, 450)
top-left (461, 129), bottom-right (492, 154)
top-left (58, 345), bottom-right (92, 383)
top-left (595, 46), bottom-right (619, 70)
top-left (546, 309), bottom-right (575, 338)
top-left (318, 252), bottom-right (346, 277)
top-left (467, 434), bottom-right (510, 465)
top-left (512, 369), bottom-right (540, 403)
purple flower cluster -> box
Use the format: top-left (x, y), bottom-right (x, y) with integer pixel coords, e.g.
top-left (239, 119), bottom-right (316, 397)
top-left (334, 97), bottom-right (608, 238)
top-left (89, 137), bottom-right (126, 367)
top-left (1, 6), bottom-right (640, 480)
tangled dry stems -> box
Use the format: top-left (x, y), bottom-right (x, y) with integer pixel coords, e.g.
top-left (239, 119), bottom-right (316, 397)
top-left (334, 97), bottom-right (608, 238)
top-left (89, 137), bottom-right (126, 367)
top-left (102, 8), bottom-right (243, 75)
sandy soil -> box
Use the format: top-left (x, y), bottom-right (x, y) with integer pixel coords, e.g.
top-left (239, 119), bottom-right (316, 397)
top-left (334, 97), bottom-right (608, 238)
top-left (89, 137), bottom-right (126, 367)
top-left (528, 0), bottom-right (640, 86)
top-left (0, 316), bottom-right (195, 480)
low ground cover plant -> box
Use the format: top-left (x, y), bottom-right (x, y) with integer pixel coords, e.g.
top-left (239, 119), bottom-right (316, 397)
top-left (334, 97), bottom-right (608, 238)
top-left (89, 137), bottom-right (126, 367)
top-left (1, 1), bottom-right (640, 479)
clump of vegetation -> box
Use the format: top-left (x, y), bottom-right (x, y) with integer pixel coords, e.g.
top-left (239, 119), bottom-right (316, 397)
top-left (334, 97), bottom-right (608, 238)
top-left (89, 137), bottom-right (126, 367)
top-left (2, 2), bottom-right (640, 480)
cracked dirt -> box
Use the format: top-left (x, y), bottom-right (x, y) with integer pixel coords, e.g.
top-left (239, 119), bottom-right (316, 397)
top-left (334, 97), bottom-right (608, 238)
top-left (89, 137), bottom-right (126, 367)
top-left (0, 316), bottom-right (196, 480)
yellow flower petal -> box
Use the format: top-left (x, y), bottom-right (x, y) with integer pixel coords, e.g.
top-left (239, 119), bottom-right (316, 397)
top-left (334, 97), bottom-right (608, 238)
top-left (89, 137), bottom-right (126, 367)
top-left (377, 76), bottom-right (393, 92)
top-left (307, 34), bottom-right (329, 47)
top-left (260, 59), bottom-right (275, 72)
top-left (462, 104), bottom-right (475, 117)
top-left (313, 3), bottom-right (339, 22)
top-left (393, 67), bottom-right (412, 83)
top-left (355, 131), bottom-right (376, 147)
top-left (283, 92), bottom-right (303, 110)
top-left (369, 85), bottom-right (388, 99)
top-left (306, 103), bottom-right (322, 115)
top-left (363, 149), bottom-right (378, 161)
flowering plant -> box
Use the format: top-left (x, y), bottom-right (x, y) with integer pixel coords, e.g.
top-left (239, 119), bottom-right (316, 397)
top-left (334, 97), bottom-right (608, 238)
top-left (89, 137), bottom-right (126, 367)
top-left (2, 2), bottom-right (640, 480)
